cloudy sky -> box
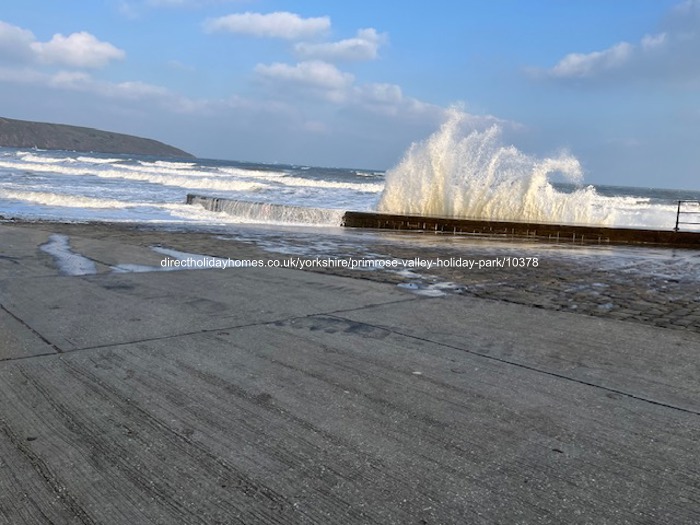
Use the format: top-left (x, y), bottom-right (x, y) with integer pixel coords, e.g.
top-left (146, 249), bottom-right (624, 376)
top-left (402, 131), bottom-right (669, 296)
top-left (1, 0), bottom-right (698, 189)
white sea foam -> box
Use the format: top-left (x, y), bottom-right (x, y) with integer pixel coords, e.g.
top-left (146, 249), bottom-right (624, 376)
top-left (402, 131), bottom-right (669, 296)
top-left (605, 200), bottom-right (679, 229)
top-left (77, 156), bottom-right (125, 164)
top-left (116, 162), bottom-right (271, 181)
top-left (216, 166), bottom-right (288, 178)
top-left (189, 196), bottom-right (345, 226)
top-left (89, 170), bottom-right (266, 192)
top-left (0, 159), bottom-right (94, 176)
top-left (0, 189), bottom-right (145, 209)
top-left (146, 160), bottom-right (197, 169)
top-left (267, 175), bottom-right (382, 193)
top-left (0, 159), bottom-right (267, 192)
top-left (217, 167), bottom-right (383, 192)
top-left (161, 203), bottom-right (257, 224)
top-left (18, 153), bottom-right (76, 164)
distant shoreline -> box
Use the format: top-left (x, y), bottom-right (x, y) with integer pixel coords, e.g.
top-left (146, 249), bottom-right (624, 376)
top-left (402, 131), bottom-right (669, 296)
top-left (0, 116), bottom-right (194, 158)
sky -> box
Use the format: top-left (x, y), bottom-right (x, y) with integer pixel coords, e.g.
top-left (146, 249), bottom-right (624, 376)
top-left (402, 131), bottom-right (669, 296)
top-left (0, 0), bottom-right (698, 189)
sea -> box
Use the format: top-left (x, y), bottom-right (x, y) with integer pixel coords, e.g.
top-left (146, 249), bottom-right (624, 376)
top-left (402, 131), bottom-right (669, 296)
top-left (0, 148), bottom-right (380, 226)
top-left (1, 130), bottom-right (699, 232)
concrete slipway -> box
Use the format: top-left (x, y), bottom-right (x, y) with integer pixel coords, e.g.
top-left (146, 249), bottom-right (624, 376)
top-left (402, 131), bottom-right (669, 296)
top-left (0, 223), bottom-right (699, 524)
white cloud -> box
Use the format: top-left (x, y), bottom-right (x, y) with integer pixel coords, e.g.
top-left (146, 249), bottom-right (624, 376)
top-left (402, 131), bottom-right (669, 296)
top-left (47, 70), bottom-right (94, 89)
top-left (0, 64), bottom-right (45, 83)
top-left (102, 80), bottom-right (172, 100)
top-left (350, 82), bottom-right (442, 119)
top-left (357, 83), bottom-right (404, 105)
top-left (252, 56), bottom-right (435, 121)
top-left (253, 57), bottom-right (449, 124)
top-left (294, 28), bottom-right (385, 62)
top-left (0, 61), bottom-right (209, 114)
top-left (255, 60), bottom-right (354, 91)
top-left (670, 0), bottom-right (700, 18)
top-left (0, 21), bottom-right (124, 69)
top-left (0, 21), bottom-right (38, 62)
top-left (44, 70), bottom-right (165, 100)
top-left (549, 42), bottom-right (633, 79)
top-left (641, 32), bottom-right (667, 51)
top-left (32, 32), bottom-right (125, 69)
top-left (538, 1), bottom-right (700, 84)
top-left (204, 12), bottom-right (330, 40)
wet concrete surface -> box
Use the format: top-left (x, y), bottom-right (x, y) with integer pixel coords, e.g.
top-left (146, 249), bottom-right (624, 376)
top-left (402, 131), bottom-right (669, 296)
top-left (1, 222), bottom-right (699, 524)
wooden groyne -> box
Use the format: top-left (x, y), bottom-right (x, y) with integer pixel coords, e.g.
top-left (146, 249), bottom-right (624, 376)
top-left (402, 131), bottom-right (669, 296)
top-left (342, 211), bottom-right (700, 248)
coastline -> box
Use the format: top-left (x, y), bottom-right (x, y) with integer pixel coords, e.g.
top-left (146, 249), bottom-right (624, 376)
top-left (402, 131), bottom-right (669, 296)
top-left (1, 218), bottom-right (699, 523)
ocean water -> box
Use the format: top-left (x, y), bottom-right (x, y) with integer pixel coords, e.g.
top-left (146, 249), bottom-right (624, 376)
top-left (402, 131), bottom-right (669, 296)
top-left (1, 114), bottom-right (699, 231)
top-left (0, 149), bottom-right (382, 226)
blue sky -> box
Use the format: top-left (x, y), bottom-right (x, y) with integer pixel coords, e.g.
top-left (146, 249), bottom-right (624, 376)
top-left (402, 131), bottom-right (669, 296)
top-left (1, 0), bottom-right (698, 189)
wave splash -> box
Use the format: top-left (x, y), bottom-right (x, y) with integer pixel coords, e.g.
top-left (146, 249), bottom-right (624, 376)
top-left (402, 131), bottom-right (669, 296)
top-left (377, 109), bottom-right (612, 225)
top-left (187, 195), bottom-right (344, 226)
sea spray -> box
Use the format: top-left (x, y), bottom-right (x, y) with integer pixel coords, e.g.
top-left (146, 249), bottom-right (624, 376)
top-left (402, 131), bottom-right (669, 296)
top-left (377, 109), bottom-right (613, 225)
top-left (187, 195), bottom-right (345, 226)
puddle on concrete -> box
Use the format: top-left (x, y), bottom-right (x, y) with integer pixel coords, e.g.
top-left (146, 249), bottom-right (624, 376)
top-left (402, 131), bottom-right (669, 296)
top-left (397, 280), bottom-right (466, 297)
top-left (40, 234), bottom-right (98, 276)
top-left (38, 233), bottom-right (454, 300)
top-left (39, 235), bottom-right (233, 276)
top-left (110, 263), bottom-right (171, 273)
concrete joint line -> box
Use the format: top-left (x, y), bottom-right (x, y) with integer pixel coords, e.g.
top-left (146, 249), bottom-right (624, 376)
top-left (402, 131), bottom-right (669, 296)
top-left (8, 296), bottom-right (420, 362)
top-left (0, 303), bottom-right (63, 354)
top-left (326, 314), bottom-right (700, 418)
top-left (321, 296), bottom-right (420, 317)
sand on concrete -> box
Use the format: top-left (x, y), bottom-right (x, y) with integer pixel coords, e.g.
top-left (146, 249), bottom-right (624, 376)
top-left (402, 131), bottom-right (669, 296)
top-left (1, 221), bottom-right (699, 524)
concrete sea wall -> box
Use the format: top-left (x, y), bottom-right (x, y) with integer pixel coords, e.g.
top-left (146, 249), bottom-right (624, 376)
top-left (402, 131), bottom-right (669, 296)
top-left (343, 211), bottom-right (700, 248)
top-left (186, 194), bottom-right (700, 248)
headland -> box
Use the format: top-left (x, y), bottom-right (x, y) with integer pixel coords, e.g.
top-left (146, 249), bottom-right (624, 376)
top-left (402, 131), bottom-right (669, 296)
top-left (0, 116), bottom-right (194, 158)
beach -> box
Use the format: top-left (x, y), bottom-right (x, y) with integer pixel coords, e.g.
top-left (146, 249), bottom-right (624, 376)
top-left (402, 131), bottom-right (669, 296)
top-left (1, 219), bottom-right (699, 524)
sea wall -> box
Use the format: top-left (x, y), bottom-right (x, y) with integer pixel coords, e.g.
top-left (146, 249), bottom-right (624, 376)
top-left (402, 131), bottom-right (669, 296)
top-left (186, 193), bottom-right (700, 248)
top-left (186, 194), bottom-right (344, 225)
top-left (343, 211), bottom-right (700, 248)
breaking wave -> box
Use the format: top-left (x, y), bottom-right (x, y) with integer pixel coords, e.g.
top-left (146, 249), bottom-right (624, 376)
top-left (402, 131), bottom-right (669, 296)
top-left (378, 109), bottom-right (614, 225)
top-left (187, 195), bottom-right (344, 226)
top-left (0, 189), bottom-right (141, 209)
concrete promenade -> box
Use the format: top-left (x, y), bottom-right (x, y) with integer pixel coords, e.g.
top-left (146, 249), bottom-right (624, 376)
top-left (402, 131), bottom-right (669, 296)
top-left (1, 223), bottom-right (699, 524)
